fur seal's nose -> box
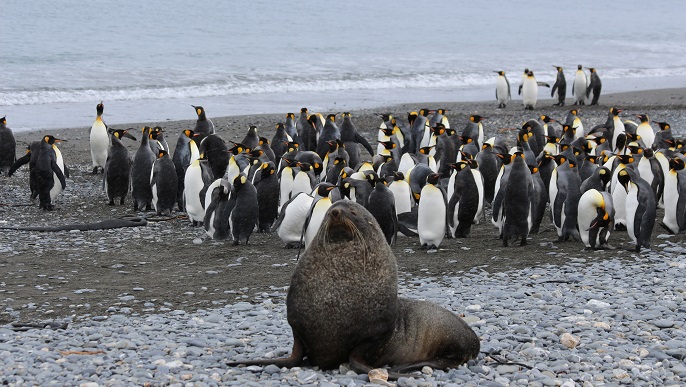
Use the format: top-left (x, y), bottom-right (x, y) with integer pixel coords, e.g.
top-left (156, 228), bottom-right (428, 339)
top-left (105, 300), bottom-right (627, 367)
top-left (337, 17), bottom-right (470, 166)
top-left (330, 208), bottom-right (342, 221)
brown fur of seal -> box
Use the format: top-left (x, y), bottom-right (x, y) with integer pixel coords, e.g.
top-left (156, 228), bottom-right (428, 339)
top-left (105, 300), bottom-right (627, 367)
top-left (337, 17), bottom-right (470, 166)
top-left (228, 201), bottom-right (480, 375)
top-left (353, 298), bottom-right (481, 373)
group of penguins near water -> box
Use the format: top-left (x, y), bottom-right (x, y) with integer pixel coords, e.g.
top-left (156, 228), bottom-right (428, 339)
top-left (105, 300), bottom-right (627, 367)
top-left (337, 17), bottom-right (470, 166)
top-left (495, 64), bottom-right (603, 109)
top-left (0, 90), bottom-right (683, 252)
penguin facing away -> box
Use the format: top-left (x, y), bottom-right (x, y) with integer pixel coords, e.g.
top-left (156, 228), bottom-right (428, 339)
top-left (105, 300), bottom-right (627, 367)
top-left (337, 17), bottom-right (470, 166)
top-left (0, 116), bottom-right (17, 175)
top-left (104, 129), bottom-right (136, 206)
top-left (366, 178), bottom-right (398, 245)
top-left (551, 66), bottom-right (567, 106)
top-left (150, 149), bottom-right (179, 216)
top-left (131, 126), bottom-right (157, 211)
top-left (229, 173), bottom-right (259, 245)
top-left (617, 168), bottom-right (656, 252)
top-left (502, 153), bottom-right (534, 246)
top-left (255, 161), bottom-right (280, 233)
top-left (586, 67), bottom-right (602, 106)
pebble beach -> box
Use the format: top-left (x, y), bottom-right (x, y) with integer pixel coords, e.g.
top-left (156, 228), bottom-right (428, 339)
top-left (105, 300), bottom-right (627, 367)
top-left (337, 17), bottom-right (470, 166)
top-left (1, 88), bottom-right (686, 386)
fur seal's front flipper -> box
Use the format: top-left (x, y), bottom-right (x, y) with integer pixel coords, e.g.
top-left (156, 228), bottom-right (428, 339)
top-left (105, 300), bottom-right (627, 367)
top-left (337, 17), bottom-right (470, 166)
top-left (226, 335), bottom-right (305, 368)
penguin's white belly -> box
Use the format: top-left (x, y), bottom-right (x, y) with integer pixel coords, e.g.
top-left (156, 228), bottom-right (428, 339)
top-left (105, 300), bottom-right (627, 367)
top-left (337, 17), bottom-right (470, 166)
top-left (389, 181), bottom-right (412, 214)
top-left (90, 121), bottom-right (109, 168)
top-left (662, 173), bottom-right (679, 233)
top-left (522, 80), bottom-right (538, 107)
top-left (496, 78), bottom-right (509, 104)
top-left (184, 166), bottom-right (205, 223)
top-left (290, 173), bottom-right (312, 198)
top-left (612, 184), bottom-right (627, 226)
top-left (277, 193), bottom-right (314, 244)
top-left (417, 187), bottom-right (446, 247)
top-left (304, 199), bottom-right (332, 247)
top-left (279, 170), bottom-right (294, 210)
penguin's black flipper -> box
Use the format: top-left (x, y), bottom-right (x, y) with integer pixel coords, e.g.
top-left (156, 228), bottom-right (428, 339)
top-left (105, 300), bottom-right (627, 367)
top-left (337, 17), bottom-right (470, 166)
top-left (518, 84), bottom-right (523, 95)
top-left (552, 188), bottom-right (566, 229)
top-left (354, 133), bottom-right (375, 157)
top-left (51, 160), bottom-right (66, 190)
top-left (537, 82), bottom-right (550, 88)
top-left (8, 152), bottom-right (30, 176)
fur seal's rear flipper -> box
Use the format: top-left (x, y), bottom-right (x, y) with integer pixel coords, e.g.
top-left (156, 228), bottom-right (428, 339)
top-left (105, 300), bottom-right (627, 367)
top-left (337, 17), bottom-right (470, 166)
top-left (0, 216), bottom-right (147, 231)
top-left (227, 335), bottom-right (305, 368)
top-left (348, 349), bottom-right (412, 381)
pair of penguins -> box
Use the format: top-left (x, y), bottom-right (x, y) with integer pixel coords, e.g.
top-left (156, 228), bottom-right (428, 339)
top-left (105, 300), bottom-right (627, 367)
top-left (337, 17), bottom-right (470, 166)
top-left (495, 65), bottom-right (601, 109)
top-left (5, 130), bottom-right (68, 211)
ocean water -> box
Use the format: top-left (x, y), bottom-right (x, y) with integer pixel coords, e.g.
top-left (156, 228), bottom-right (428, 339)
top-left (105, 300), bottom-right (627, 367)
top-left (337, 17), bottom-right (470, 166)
top-left (2, 0), bottom-right (686, 131)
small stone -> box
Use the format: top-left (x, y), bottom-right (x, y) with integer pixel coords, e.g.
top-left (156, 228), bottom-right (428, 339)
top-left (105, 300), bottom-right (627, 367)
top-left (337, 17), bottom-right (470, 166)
top-left (193, 238), bottom-right (203, 244)
top-left (560, 333), bottom-right (580, 349)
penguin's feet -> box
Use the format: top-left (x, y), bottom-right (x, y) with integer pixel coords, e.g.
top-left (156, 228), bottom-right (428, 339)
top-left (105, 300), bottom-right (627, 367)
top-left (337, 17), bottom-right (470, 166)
top-left (427, 245), bottom-right (438, 253)
top-left (519, 238), bottom-right (527, 246)
top-left (108, 199), bottom-right (115, 206)
top-left (419, 243), bottom-right (428, 250)
top-left (614, 224), bottom-right (627, 231)
top-left (119, 197), bottom-right (125, 205)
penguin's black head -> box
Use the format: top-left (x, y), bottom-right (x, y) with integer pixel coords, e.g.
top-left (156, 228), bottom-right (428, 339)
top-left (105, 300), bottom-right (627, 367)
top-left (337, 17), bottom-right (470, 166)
top-left (669, 157), bottom-right (685, 171)
top-left (333, 157), bottom-right (347, 167)
top-left (96, 102), bottom-right (104, 116)
top-left (43, 135), bottom-right (62, 144)
top-left (426, 173), bottom-right (441, 185)
top-left (233, 174), bottom-right (248, 190)
top-left (523, 68), bottom-right (529, 73)
top-left (590, 207), bottom-right (612, 229)
top-left (656, 122), bottom-right (670, 131)
top-left (316, 182), bottom-right (336, 197)
top-left (327, 114), bottom-right (337, 121)
top-left (418, 109), bottom-right (431, 117)
top-left (286, 113), bottom-right (295, 119)
top-left (431, 123), bottom-right (446, 135)
top-left (157, 150), bottom-right (168, 158)
top-left (364, 171), bottom-right (378, 186)
top-left (342, 112), bottom-right (352, 118)
top-left (597, 167), bottom-right (611, 185)
top-left (259, 137), bottom-right (270, 146)
top-left (380, 127), bottom-right (395, 136)
top-left (378, 140), bottom-right (396, 150)
top-left (577, 65), bottom-right (583, 70)
top-left (229, 142), bottom-right (246, 154)
top-left (527, 70), bottom-right (534, 77)
top-left (392, 171), bottom-right (405, 181)
top-left (617, 169), bottom-right (631, 192)
top-left (470, 115), bottom-right (485, 123)
top-left (298, 162), bottom-right (312, 171)
top-left (192, 105), bottom-right (205, 118)
top-left (300, 107), bottom-right (308, 114)
top-left (408, 112), bottom-right (418, 124)
top-left (0, 116), bottom-right (6, 125)
top-left (540, 115), bottom-right (555, 123)
top-left (378, 113), bottom-right (392, 121)
top-left (183, 129), bottom-right (195, 139)
top-left (495, 71), bottom-right (504, 76)
top-left (636, 114), bottom-right (648, 122)
top-left (261, 161), bottom-right (275, 176)
top-left (554, 66), bottom-right (563, 72)
top-left (418, 146), bottom-right (434, 155)
top-left (610, 107), bottom-right (622, 116)
top-left (643, 148), bottom-right (654, 158)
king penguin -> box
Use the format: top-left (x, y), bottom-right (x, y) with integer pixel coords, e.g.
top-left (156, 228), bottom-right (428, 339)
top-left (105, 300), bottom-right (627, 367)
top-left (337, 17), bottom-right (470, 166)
top-left (366, 178), bottom-right (398, 245)
top-left (447, 160), bottom-right (484, 238)
top-left (0, 116), bottom-right (16, 175)
top-left (229, 173), bottom-right (258, 245)
top-left (131, 126), bottom-right (156, 211)
top-left (572, 65), bottom-right (588, 105)
top-left (274, 191), bottom-right (314, 248)
top-left (586, 67), bottom-right (602, 105)
top-left (522, 71), bottom-right (549, 110)
top-left (203, 179), bottom-right (233, 240)
top-left (617, 168), bottom-right (656, 252)
top-left (150, 149), bottom-right (179, 216)
top-left (495, 71), bottom-right (511, 108)
top-left (36, 135), bottom-right (67, 210)
top-left (502, 152), bottom-right (534, 246)
top-left (549, 156), bottom-right (582, 241)
top-left (417, 173), bottom-right (448, 251)
top-left (635, 114), bottom-right (655, 149)
top-left (172, 129), bottom-right (200, 210)
top-left (255, 161), bottom-right (280, 232)
top-left (104, 129), bottom-right (136, 206)
top-left (577, 189), bottom-right (615, 249)
top-left (184, 155), bottom-right (214, 226)
top-left (89, 102), bottom-right (108, 174)
top-left (302, 182), bottom-right (337, 247)
top-left (551, 66), bottom-right (567, 106)
top-left (660, 157), bottom-right (686, 234)
top-left (192, 105), bottom-right (215, 143)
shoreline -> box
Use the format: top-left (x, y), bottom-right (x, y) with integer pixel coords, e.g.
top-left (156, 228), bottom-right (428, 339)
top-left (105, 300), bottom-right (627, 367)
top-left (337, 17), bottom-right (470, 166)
top-left (5, 83), bottom-right (686, 133)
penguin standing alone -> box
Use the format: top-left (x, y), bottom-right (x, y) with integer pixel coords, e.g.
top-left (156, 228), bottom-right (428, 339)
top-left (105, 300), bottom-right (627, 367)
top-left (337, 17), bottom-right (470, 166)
top-left (551, 66), bottom-right (566, 106)
top-left (104, 129), bottom-right (136, 206)
top-left (521, 71), bottom-right (549, 110)
top-left (192, 105), bottom-right (215, 143)
top-left (586, 67), bottom-right (602, 106)
top-left (0, 116), bottom-right (16, 175)
top-left (89, 102), bottom-right (108, 174)
top-left (150, 149), bottom-right (179, 216)
top-left (495, 71), bottom-right (511, 108)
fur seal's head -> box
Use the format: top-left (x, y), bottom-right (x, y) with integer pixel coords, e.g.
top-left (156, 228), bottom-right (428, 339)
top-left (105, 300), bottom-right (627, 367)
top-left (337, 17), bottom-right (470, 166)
top-left (315, 201), bottom-right (382, 246)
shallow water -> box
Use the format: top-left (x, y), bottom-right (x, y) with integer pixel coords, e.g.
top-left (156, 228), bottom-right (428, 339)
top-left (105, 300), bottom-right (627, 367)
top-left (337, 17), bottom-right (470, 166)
top-left (2, 0), bottom-right (686, 130)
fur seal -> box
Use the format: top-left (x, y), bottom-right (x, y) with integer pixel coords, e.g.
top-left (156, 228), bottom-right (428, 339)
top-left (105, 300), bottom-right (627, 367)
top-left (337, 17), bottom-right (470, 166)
top-left (228, 200), bottom-right (479, 375)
